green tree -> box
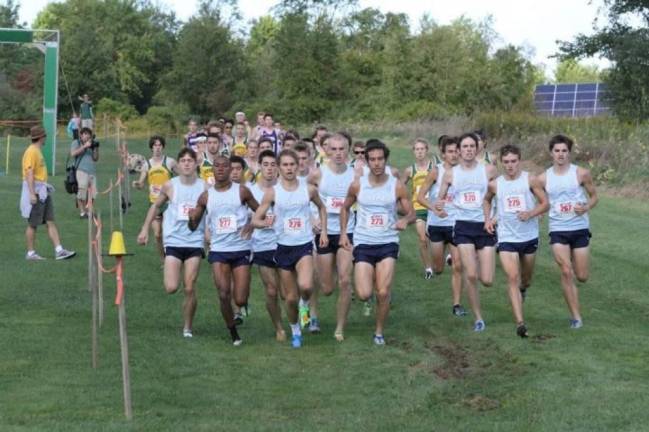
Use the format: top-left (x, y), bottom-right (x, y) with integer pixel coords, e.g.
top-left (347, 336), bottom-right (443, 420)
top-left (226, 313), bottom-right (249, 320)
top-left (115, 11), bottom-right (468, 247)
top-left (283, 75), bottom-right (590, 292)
top-left (34, 0), bottom-right (175, 115)
top-left (554, 59), bottom-right (601, 83)
top-left (160, 0), bottom-right (248, 117)
top-left (559, 0), bottom-right (649, 119)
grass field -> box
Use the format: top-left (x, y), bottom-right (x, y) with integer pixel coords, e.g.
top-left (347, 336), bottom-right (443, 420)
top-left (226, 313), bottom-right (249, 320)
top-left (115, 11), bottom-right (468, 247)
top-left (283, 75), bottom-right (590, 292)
top-left (1, 134), bottom-right (649, 431)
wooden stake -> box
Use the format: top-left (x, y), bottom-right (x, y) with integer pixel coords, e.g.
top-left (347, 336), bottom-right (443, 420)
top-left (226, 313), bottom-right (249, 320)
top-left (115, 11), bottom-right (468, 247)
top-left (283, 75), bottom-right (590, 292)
top-left (115, 257), bottom-right (133, 419)
top-left (90, 208), bottom-right (99, 369)
top-left (97, 212), bottom-right (104, 327)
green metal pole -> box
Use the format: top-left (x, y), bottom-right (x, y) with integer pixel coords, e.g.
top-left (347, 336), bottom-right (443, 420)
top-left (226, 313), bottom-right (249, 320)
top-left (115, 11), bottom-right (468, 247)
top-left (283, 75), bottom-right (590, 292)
top-left (42, 40), bottom-right (59, 175)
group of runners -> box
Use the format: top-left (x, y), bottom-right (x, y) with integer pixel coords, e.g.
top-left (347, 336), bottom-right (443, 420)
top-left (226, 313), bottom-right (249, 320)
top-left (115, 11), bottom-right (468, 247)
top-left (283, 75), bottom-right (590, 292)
top-left (134, 116), bottom-right (597, 347)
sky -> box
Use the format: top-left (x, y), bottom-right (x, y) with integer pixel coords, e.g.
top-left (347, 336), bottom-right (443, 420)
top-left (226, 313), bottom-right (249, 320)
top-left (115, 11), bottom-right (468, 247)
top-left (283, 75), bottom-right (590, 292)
top-left (18, 0), bottom-right (610, 75)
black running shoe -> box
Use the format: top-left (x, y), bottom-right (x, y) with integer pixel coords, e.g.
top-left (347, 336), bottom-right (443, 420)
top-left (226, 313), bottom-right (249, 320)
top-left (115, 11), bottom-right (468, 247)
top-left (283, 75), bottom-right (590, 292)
top-left (516, 323), bottom-right (528, 338)
top-left (452, 304), bottom-right (467, 317)
top-left (233, 313), bottom-right (244, 325)
top-left (229, 326), bottom-right (242, 346)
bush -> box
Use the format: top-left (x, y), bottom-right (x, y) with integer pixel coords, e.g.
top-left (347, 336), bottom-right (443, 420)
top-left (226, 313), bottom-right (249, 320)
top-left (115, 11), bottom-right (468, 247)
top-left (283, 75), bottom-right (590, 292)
top-left (95, 98), bottom-right (138, 121)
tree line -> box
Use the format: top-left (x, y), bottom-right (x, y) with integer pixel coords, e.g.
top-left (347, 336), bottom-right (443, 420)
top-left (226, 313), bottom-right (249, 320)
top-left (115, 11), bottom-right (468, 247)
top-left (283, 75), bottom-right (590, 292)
top-left (3, 0), bottom-right (644, 126)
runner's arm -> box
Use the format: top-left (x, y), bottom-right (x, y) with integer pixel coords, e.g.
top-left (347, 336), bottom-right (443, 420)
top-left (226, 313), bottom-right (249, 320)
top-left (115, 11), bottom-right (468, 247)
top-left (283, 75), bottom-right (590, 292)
top-left (339, 181), bottom-right (359, 250)
top-left (188, 191), bottom-right (208, 231)
top-left (434, 169), bottom-right (453, 217)
top-left (251, 189), bottom-right (275, 228)
top-left (241, 185), bottom-right (259, 212)
top-left (524, 175), bottom-right (550, 220)
top-left (310, 184), bottom-right (328, 239)
top-left (395, 180), bottom-right (415, 230)
top-left (483, 180), bottom-right (497, 234)
top-left (575, 167), bottom-right (598, 215)
top-left (416, 167), bottom-right (438, 211)
top-left (138, 182), bottom-right (171, 244)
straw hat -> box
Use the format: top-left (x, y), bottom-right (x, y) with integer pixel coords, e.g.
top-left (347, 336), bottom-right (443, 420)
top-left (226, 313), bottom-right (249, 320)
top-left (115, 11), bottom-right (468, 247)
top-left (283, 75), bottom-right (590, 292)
top-left (30, 126), bottom-right (47, 141)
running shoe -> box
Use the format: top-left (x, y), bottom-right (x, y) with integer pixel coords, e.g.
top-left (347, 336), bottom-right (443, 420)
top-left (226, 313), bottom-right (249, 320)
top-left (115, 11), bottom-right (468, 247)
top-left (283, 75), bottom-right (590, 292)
top-left (473, 319), bottom-right (486, 332)
top-left (291, 334), bottom-right (302, 348)
top-left (276, 329), bottom-right (287, 342)
top-left (373, 334), bottom-right (385, 346)
top-left (241, 304), bottom-right (251, 317)
top-left (308, 317), bottom-right (321, 334)
top-left (55, 249), bottom-right (76, 260)
top-left (452, 304), bottom-right (467, 317)
top-left (516, 323), bottom-right (528, 338)
top-left (230, 326), bottom-right (242, 346)
top-left (299, 304), bottom-right (310, 329)
top-left (183, 328), bottom-right (193, 338)
top-left (570, 319), bottom-right (583, 329)
top-left (424, 269), bottom-right (434, 280)
top-left (334, 331), bottom-right (344, 342)
top-left (446, 253), bottom-right (452, 266)
top-left (363, 301), bottom-right (372, 317)
top-left (26, 252), bottom-right (46, 261)
top-left (80, 212), bottom-right (88, 219)
top-left (233, 313), bottom-right (244, 325)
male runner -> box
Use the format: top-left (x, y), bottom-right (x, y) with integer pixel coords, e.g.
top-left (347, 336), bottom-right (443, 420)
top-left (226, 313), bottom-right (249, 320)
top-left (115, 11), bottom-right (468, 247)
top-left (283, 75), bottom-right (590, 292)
top-left (259, 113), bottom-right (281, 154)
top-left (244, 140), bottom-right (260, 183)
top-left (308, 133), bottom-right (356, 340)
top-left (198, 133), bottom-right (223, 186)
top-left (403, 138), bottom-right (435, 279)
top-left (435, 133), bottom-right (498, 332)
top-left (538, 134), bottom-right (598, 329)
top-left (188, 156), bottom-right (259, 345)
top-left (133, 135), bottom-right (176, 262)
top-left (249, 150), bottom-right (286, 341)
top-left (252, 149), bottom-right (328, 348)
top-left (483, 145), bottom-right (549, 337)
top-left (417, 136), bottom-right (465, 316)
top-left (137, 148), bottom-right (206, 337)
top-left (340, 139), bottom-right (414, 345)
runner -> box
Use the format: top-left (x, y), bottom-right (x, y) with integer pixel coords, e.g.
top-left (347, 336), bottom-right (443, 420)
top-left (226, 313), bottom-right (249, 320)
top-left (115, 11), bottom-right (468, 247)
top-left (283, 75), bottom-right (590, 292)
top-left (403, 138), bottom-right (435, 279)
top-left (308, 133), bottom-right (356, 340)
top-left (184, 119), bottom-right (206, 153)
top-left (483, 144), bottom-right (549, 337)
top-left (244, 139), bottom-right (260, 183)
top-left (435, 132), bottom-right (498, 332)
top-left (259, 113), bottom-right (281, 154)
top-left (137, 148), bottom-right (206, 337)
top-left (229, 155), bottom-right (250, 324)
top-left (232, 122), bottom-right (248, 157)
top-left (474, 129), bottom-right (496, 166)
top-left (197, 133), bottom-right (222, 186)
top-left (538, 134), bottom-right (598, 329)
top-left (339, 139), bottom-right (414, 345)
top-left (416, 136), bottom-right (465, 316)
top-left (252, 149), bottom-right (328, 348)
top-left (132, 135), bottom-right (176, 262)
top-left (188, 155), bottom-right (259, 346)
top-left (249, 150), bottom-right (286, 341)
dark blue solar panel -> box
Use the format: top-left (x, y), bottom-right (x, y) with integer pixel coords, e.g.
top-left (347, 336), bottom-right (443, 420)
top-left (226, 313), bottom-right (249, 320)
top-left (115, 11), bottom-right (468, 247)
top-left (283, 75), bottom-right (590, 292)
top-left (534, 83), bottom-right (609, 117)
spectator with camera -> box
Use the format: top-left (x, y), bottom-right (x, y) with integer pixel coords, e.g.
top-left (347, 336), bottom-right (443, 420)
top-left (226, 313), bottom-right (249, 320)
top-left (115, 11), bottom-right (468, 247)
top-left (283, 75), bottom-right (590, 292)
top-left (70, 127), bottom-right (99, 218)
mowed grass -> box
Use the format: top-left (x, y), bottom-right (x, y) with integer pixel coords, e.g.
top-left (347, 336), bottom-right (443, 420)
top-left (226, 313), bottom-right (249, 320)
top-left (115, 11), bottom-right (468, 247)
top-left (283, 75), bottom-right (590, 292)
top-left (1, 134), bottom-right (648, 431)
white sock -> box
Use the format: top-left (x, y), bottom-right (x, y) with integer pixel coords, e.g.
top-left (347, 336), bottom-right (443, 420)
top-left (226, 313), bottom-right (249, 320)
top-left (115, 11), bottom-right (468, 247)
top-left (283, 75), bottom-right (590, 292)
top-left (425, 267), bottom-right (432, 272)
top-left (55, 245), bottom-right (63, 253)
top-left (298, 298), bottom-right (306, 308)
top-left (290, 322), bottom-right (301, 336)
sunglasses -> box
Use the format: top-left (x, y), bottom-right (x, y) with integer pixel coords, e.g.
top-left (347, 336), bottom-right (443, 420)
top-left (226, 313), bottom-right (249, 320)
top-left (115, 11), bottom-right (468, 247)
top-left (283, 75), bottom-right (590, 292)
top-left (354, 151), bottom-right (365, 155)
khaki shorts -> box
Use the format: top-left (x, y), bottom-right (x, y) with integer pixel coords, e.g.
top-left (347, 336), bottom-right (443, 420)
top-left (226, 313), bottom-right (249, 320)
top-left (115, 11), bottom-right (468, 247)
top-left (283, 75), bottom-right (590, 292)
top-left (28, 195), bottom-right (55, 228)
top-left (76, 169), bottom-right (97, 200)
top-left (81, 119), bottom-right (93, 130)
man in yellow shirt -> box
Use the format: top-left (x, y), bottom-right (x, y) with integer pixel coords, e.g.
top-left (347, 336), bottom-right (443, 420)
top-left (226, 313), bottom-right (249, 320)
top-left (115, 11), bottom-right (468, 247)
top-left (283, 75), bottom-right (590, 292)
top-left (21, 126), bottom-right (76, 261)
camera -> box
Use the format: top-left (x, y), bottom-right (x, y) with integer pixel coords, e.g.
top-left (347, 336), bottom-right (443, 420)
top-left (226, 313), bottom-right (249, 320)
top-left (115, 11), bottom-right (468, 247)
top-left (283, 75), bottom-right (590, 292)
top-left (90, 139), bottom-right (100, 149)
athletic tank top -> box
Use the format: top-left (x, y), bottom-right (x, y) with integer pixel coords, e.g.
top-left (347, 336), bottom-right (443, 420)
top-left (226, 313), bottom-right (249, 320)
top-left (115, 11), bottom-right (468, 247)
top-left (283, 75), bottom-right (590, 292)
top-left (496, 172), bottom-right (539, 243)
top-left (411, 161), bottom-right (433, 211)
top-left (354, 175), bottom-right (399, 245)
top-left (452, 163), bottom-right (488, 223)
top-left (362, 165), bottom-right (394, 177)
top-left (162, 177), bottom-right (206, 248)
top-left (249, 183), bottom-right (278, 252)
top-left (231, 143), bottom-right (247, 157)
top-left (260, 129), bottom-right (280, 154)
top-left (546, 164), bottom-right (589, 232)
top-left (199, 154), bottom-right (215, 186)
top-left (273, 180), bottom-right (313, 246)
top-left (319, 165), bottom-right (355, 234)
top-left (206, 184), bottom-right (250, 252)
top-left (147, 156), bottom-right (173, 203)
top-left (427, 164), bottom-right (456, 227)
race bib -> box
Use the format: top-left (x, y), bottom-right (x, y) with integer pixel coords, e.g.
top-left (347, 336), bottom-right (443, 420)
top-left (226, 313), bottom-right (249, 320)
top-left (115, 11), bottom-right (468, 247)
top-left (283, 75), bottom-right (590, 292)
top-left (177, 202), bottom-right (194, 221)
top-left (365, 213), bottom-right (388, 230)
top-left (554, 201), bottom-right (575, 218)
top-left (326, 196), bottom-right (345, 214)
top-left (460, 190), bottom-right (481, 207)
top-left (149, 184), bottom-right (162, 198)
top-left (284, 217), bottom-right (305, 235)
top-left (216, 214), bottom-right (237, 233)
top-left (504, 194), bottom-right (526, 213)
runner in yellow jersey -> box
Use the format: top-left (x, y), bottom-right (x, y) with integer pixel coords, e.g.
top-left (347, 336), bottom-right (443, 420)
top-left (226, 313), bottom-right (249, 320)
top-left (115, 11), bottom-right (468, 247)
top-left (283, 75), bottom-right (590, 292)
top-left (133, 135), bottom-right (176, 262)
top-left (403, 138), bottom-right (435, 279)
top-left (198, 133), bottom-right (223, 186)
top-left (244, 139), bottom-right (260, 183)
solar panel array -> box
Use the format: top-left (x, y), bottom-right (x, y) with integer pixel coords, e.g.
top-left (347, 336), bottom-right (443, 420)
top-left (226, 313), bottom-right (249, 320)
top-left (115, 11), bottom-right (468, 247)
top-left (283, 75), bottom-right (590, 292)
top-left (534, 83), bottom-right (610, 117)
